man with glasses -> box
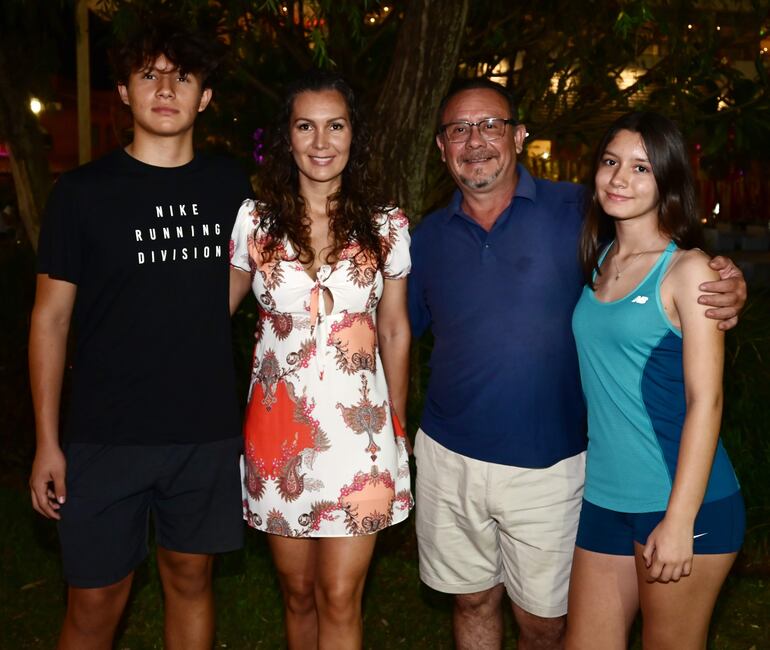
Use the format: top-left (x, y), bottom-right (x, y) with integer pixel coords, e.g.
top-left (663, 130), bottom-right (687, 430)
top-left (408, 78), bottom-right (746, 649)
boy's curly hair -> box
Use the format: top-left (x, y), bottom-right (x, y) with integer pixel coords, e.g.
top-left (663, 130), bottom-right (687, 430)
top-left (110, 18), bottom-right (224, 88)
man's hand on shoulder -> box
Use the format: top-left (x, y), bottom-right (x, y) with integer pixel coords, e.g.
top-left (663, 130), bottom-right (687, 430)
top-left (29, 444), bottom-right (67, 520)
top-left (697, 256), bottom-right (747, 331)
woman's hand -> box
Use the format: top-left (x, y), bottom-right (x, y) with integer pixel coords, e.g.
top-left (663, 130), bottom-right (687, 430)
top-left (642, 514), bottom-right (694, 583)
top-left (402, 430), bottom-right (413, 456)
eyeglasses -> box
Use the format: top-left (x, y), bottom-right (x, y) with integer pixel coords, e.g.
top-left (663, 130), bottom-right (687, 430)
top-left (439, 118), bottom-right (517, 143)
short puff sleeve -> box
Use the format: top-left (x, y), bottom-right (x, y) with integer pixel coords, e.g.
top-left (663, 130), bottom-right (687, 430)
top-left (230, 198), bottom-right (258, 273)
top-left (380, 208), bottom-right (411, 280)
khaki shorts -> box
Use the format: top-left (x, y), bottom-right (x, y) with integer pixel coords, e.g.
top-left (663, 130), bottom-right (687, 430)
top-left (414, 429), bottom-right (585, 618)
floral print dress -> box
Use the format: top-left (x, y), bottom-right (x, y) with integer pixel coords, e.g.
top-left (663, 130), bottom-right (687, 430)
top-left (230, 200), bottom-right (413, 537)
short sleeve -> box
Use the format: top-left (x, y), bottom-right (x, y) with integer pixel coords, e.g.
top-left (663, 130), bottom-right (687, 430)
top-left (230, 198), bottom-right (257, 273)
top-left (381, 208), bottom-right (411, 280)
top-left (37, 174), bottom-right (82, 284)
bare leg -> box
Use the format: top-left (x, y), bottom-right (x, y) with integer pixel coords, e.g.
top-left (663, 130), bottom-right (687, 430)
top-left (315, 534), bottom-right (378, 650)
top-left (58, 573), bottom-right (133, 650)
top-left (268, 535), bottom-right (319, 650)
top-left (565, 548), bottom-right (639, 650)
top-left (156, 547), bottom-right (214, 650)
top-left (636, 544), bottom-right (736, 650)
top-left (453, 584), bottom-right (505, 650)
top-left (512, 603), bottom-right (567, 650)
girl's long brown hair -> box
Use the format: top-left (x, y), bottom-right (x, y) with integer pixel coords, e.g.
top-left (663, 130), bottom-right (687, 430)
top-left (580, 111), bottom-right (704, 288)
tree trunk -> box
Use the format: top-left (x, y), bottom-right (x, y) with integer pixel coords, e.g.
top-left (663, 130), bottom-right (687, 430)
top-left (370, 0), bottom-right (468, 407)
top-left (371, 0), bottom-right (469, 220)
top-left (0, 48), bottom-right (52, 252)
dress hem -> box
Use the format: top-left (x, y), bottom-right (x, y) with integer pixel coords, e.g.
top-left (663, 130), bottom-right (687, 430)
top-left (242, 506), bottom-right (412, 538)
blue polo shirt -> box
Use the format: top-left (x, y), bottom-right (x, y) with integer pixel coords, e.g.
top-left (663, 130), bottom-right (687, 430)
top-left (408, 165), bottom-right (587, 468)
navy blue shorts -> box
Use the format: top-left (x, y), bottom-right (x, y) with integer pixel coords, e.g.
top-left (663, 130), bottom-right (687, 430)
top-left (575, 491), bottom-right (745, 556)
top-left (58, 436), bottom-right (244, 588)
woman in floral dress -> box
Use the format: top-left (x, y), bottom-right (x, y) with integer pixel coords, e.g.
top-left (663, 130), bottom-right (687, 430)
top-left (229, 72), bottom-right (412, 649)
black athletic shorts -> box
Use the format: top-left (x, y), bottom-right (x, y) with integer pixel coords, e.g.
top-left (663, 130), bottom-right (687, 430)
top-left (57, 435), bottom-right (244, 588)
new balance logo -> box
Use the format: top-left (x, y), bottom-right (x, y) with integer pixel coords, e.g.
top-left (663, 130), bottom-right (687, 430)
top-left (631, 295), bottom-right (649, 304)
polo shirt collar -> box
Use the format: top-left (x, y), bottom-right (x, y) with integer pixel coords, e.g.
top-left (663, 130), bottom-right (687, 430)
top-left (514, 164), bottom-right (536, 202)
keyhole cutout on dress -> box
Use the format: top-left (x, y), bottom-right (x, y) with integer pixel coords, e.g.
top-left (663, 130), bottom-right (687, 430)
top-left (317, 264), bottom-right (335, 314)
top-left (306, 215), bottom-right (336, 314)
top-left (305, 262), bottom-right (335, 314)
top-left (321, 288), bottom-right (334, 314)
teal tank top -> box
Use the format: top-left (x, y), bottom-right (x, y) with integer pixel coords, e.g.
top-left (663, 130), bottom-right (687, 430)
top-left (572, 241), bottom-right (739, 512)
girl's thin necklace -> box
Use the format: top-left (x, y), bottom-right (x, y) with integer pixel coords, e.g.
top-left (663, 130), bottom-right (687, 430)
top-left (612, 240), bottom-right (663, 280)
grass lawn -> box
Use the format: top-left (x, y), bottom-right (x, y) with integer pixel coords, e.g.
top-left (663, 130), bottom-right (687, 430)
top-left (1, 485), bottom-right (769, 649)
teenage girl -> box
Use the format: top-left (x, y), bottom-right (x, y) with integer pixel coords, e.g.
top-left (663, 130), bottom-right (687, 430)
top-left (566, 112), bottom-right (744, 650)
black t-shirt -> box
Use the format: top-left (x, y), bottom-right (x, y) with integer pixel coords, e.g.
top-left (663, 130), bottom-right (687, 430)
top-left (37, 148), bottom-right (253, 445)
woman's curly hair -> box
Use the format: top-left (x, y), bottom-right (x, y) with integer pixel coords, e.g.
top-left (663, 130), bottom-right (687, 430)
top-left (256, 71), bottom-right (389, 269)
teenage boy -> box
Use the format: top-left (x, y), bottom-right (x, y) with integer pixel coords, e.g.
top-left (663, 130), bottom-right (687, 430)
top-left (28, 23), bottom-right (251, 650)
